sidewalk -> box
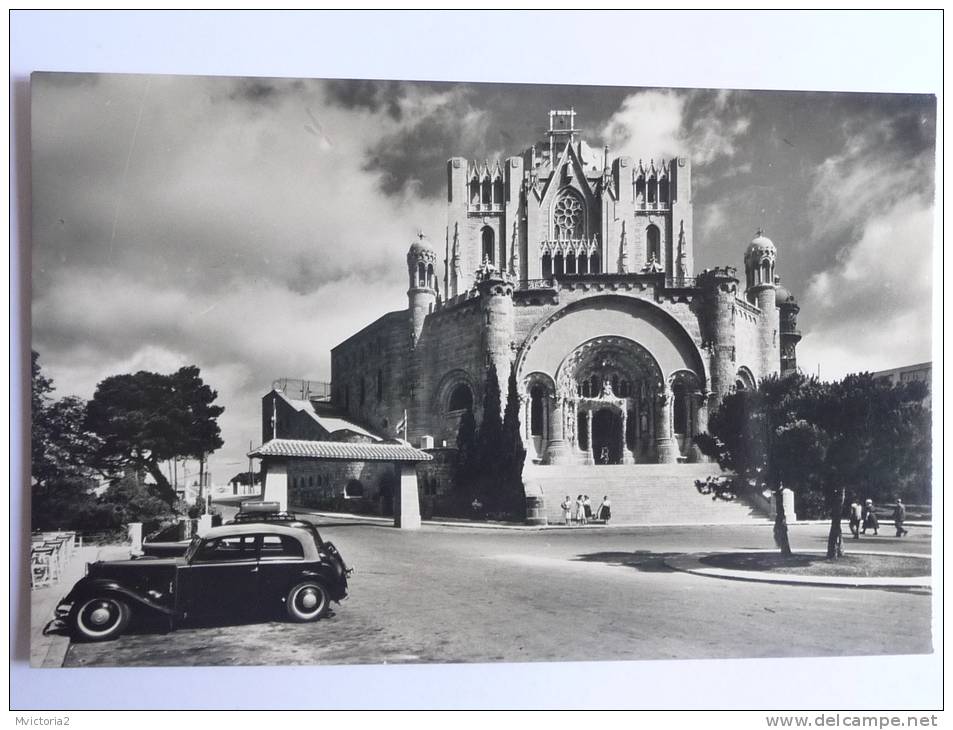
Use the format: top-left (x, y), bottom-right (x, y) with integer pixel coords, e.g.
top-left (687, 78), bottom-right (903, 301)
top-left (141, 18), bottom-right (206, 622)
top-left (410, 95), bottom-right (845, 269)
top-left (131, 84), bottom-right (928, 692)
top-left (30, 543), bottom-right (131, 668)
top-left (291, 507), bottom-right (930, 532)
top-left (665, 549), bottom-right (932, 589)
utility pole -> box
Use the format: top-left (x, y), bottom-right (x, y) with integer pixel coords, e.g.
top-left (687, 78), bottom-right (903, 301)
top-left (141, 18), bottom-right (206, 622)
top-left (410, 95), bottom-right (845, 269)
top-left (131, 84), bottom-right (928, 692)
top-left (248, 440), bottom-right (253, 496)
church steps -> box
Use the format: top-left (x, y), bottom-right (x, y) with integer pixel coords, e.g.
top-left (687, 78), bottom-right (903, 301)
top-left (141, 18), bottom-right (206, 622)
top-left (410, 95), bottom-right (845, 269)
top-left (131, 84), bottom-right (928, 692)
top-left (523, 464), bottom-right (770, 525)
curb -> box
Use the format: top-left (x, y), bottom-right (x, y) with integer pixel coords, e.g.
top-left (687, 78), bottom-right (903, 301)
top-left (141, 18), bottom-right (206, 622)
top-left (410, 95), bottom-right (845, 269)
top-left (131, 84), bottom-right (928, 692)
top-left (291, 508), bottom-right (782, 531)
top-left (665, 549), bottom-right (932, 588)
top-left (291, 508), bottom-right (931, 532)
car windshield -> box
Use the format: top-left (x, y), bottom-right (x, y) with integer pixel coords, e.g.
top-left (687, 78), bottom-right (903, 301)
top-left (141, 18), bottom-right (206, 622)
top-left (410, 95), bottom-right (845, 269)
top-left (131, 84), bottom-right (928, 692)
top-left (183, 534), bottom-right (204, 563)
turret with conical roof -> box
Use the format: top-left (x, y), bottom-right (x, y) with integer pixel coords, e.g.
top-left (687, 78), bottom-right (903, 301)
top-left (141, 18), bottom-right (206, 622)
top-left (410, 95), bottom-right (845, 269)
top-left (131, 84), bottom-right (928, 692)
top-left (744, 230), bottom-right (780, 379)
top-left (407, 233), bottom-right (437, 346)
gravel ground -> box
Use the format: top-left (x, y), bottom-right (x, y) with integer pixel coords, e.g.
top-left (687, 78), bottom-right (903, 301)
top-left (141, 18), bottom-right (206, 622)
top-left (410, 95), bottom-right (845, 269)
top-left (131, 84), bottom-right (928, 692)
top-left (63, 521), bottom-right (934, 668)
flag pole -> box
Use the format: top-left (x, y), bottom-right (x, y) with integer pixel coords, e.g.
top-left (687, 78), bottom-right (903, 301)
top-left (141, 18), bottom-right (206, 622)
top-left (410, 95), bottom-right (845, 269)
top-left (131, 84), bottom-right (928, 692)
top-left (402, 409), bottom-right (408, 443)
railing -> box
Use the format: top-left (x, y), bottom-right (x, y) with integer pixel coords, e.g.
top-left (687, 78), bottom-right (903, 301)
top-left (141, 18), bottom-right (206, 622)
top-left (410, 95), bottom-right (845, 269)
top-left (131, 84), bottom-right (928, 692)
top-left (272, 378), bottom-right (332, 401)
top-left (519, 279), bottom-right (557, 290)
top-left (468, 202), bottom-right (504, 212)
top-left (664, 276), bottom-right (696, 288)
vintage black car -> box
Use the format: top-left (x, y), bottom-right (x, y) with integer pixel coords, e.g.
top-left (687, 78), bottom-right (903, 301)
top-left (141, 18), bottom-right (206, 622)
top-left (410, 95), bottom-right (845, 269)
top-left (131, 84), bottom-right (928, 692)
top-left (139, 502), bottom-right (309, 559)
top-left (55, 523), bottom-right (350, 641)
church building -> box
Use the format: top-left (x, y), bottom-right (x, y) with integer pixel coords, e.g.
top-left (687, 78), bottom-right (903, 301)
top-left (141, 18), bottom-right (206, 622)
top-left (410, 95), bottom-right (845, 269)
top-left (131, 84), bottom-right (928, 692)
top-left (258, 109), bottom-right (802, 521)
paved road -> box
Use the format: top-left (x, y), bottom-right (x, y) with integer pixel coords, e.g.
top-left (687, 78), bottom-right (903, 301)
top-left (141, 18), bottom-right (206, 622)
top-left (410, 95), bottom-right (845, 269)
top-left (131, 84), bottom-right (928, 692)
top-left (63, 521), bottom-right (933, 667)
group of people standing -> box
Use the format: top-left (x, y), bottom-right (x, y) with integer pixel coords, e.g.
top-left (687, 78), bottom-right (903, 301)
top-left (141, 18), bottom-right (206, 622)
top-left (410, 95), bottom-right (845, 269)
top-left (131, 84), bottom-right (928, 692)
top-left (560, 494), bottom-right (611, 526)
top-left (848, 497), bottom-right (910, 538)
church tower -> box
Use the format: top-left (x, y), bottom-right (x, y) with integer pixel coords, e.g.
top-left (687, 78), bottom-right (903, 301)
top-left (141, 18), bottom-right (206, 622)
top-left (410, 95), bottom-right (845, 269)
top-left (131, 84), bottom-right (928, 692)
top-left (406, 235), bottom-right (437, 347)
top-left (744, 230), bottom-right (781, 380)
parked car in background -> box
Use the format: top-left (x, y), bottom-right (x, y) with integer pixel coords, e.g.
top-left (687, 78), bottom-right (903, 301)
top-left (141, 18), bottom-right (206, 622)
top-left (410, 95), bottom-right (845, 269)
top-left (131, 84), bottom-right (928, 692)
top-left (54, 523), bottom-right (350, 641)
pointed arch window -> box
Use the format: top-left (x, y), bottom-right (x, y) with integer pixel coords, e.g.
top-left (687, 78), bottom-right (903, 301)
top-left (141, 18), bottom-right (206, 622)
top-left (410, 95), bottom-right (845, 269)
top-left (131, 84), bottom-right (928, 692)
top-left (481, 178), bottom-right (492, 204)
top-left (470, 178), bottom-right (480, 205)
top-left (589, 253), bottom-right (601, 274)
top-left (542, 252), bottom-right (553, 278)
top-left (481, 227), bottom-right (495, 264)
top-left (493, 177), bottom-right (504, 205)
top-left (647, 177), bottom-right (658, 205)
top-left (553, 252), bottom-right (565, 276)
top-left (659, 178), bottom-right (669, 206)
top-left (646, 225), bottom-right (661, 262)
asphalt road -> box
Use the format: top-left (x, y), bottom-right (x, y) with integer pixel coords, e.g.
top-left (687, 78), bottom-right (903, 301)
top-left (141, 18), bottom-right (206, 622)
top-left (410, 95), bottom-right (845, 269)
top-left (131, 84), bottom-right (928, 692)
top-left (63, 521), bottom-right (933, 667)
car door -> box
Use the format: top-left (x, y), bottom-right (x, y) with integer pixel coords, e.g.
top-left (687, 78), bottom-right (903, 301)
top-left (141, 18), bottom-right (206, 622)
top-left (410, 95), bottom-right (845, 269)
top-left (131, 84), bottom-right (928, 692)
top-left (255, 533), bottom-right (308, 614)
top-left (179, 534), bottom-right (260, 620)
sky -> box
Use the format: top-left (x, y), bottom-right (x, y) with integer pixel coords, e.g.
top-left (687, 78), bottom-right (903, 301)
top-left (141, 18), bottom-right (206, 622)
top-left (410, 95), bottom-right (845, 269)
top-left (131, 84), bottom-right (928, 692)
top-left (30, 74), bottom-right (937, 483)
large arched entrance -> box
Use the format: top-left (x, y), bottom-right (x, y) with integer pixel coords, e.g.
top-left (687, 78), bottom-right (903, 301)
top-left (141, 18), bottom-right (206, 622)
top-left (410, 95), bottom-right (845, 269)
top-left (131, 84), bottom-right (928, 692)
top-left (591, 409), bottom-right (622, 464)
top-left (556, 336), bottom-right (667, 464)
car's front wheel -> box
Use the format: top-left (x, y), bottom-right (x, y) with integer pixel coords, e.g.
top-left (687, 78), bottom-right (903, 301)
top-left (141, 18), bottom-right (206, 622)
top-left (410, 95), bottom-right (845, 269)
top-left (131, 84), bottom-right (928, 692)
top-left (71, 596), bottom-right (131, 641)
top-left (286, 581), bottom-right (329, 622)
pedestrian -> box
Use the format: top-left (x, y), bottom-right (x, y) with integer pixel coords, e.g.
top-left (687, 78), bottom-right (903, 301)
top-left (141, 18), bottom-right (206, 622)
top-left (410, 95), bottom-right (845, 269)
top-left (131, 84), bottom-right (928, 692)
top-left (892, 498), bottom-right (908, 537)
top-left (560, 495), bottom-right (572, 526)
top-left (575, 494), bottom-right (587, 526)
top-left (583, 495), bottom-right (593, 521)
top-left (848, 498), bottom-right (863, 539)
top-left (597, 495), bottom-right (612, 525)
top-left (862, 499), bottom-right (879, 535)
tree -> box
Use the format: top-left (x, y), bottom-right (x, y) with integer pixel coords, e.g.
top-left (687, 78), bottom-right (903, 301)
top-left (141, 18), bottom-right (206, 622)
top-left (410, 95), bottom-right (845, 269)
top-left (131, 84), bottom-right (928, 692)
top-left (475, 363), bottom-right (504, 511)
top-left (499, 367), bottom-right (527, 519)
top-left (31, 351), bottom-right (100, 489)
top-left (699, 372), bottom-right (931, 559)
top-left (454, 405), bottom-right (478, 503)
top-left (85, 366), bottom-right (225, 505)
top-left (31, 351), bottom-right (103, 531)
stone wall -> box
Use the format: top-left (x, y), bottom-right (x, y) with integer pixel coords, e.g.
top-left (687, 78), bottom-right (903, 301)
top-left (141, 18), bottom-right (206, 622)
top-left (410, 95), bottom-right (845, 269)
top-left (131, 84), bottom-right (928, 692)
top-left (286, 458), bottom-right (398, 515)
top-left (330, 310), bottom-right (409, 437)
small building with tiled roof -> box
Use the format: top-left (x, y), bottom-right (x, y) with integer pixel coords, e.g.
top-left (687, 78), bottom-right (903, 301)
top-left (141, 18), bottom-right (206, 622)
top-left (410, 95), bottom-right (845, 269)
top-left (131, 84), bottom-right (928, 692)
top-left (253, 384), bottom-right (439, 528)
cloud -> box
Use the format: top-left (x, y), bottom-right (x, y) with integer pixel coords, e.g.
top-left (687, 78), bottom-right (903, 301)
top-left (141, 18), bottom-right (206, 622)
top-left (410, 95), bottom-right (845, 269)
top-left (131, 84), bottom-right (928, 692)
top-left (797, 103), bottom-right (936, 377)
top-left (602, 89), bottom-right (751, 167)
top-left (30, 73), bottom-right (456, 477)
top-left (801, 198), bottom-right (934, 379)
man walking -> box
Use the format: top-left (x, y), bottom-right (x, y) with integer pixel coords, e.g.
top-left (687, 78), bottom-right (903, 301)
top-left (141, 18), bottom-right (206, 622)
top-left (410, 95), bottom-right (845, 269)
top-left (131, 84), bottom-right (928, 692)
top-left (892, 498), bottom-right (909, 537)
top-left (848, 498), bottom-right (863, 539)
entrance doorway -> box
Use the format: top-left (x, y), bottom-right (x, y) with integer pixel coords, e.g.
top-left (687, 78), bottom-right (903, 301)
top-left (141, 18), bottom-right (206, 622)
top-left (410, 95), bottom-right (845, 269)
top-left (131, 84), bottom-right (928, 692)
top-left (591, 409), bottom-right (622, 464)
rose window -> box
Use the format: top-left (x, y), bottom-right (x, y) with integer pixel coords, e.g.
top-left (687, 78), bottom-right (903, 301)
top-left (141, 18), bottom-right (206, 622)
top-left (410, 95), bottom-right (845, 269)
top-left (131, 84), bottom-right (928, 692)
top-left (553, 194), bottom-right (583, 240)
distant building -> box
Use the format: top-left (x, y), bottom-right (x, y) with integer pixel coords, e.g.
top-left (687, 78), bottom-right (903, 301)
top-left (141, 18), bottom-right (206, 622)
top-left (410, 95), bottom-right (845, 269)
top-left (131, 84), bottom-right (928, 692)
top-left (227, 471), bottom-right (262, 496)
top-left (872, 361), bottom-right (932, 407)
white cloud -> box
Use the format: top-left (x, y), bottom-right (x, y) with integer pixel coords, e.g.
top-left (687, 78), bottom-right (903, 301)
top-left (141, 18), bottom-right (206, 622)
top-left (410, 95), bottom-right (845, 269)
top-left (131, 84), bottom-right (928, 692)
top-left (801, 201), bottom-right (933, 378)
top-left (602, 90), bottom-right (751, 166)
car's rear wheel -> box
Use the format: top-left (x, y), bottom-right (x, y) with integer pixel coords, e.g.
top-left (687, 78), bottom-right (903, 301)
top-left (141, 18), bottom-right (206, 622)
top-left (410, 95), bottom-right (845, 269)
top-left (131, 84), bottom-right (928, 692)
top-left (286, 581), bottom-right (329, 622)
top-left (71, 596), bottom-right (131, 641)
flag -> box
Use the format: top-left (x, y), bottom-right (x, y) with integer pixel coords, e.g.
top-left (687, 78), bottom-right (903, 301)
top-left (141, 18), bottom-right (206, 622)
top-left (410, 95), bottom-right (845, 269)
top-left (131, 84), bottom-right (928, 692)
top-left (395, 410), bottom-right (407, 436)
top-left (271, 394), bottom-right (278, 439)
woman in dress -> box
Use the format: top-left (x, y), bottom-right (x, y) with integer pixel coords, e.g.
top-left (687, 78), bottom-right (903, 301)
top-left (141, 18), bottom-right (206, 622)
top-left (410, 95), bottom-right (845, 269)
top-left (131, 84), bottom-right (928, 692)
top-left (561, 496), bottom-right (572, 526)
top-left (575, 495), bottom-right (587, 526)
top-left (597, 495), bottom-right (612, 525)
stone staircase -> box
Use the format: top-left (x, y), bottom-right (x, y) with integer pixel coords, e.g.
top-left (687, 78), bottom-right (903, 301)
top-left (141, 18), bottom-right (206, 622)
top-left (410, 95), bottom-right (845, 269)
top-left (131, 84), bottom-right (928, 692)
top-left (523, 463), bottom-right (771, 526)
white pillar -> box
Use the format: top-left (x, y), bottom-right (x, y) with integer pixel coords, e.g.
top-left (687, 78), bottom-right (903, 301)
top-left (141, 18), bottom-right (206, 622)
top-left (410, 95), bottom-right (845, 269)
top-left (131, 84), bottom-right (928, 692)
top-left (394, 463), bottom-right (421, 530)
top-left (127, 522), bottom-right (143, 551)
top-left (263, 459), bottom-right (289, 511)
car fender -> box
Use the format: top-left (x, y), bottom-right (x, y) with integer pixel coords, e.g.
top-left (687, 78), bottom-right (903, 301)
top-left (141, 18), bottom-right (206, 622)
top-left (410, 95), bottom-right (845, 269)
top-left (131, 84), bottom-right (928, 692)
top-left (66, 578), bottom-right (176, 616)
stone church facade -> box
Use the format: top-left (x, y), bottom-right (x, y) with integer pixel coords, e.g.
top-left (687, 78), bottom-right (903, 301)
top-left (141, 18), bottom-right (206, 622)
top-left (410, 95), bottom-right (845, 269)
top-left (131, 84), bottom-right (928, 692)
top-left (328, 109), bottom-right (802, 472)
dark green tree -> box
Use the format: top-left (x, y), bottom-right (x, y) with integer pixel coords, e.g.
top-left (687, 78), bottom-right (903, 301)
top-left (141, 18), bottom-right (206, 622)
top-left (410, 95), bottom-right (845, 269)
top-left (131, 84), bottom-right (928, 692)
top-left (500, 366), bottom-right (527, 519)
top-left (475, 363), bottom-right (504, 510)
top-left (699, 372), bottom-right (930, 559)
top-left (31, 351), bottom-right (103, 531)
top-left (454, 403), bottom-right (479, 503)
top-left (85, 365), bottom-right (225, 505)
